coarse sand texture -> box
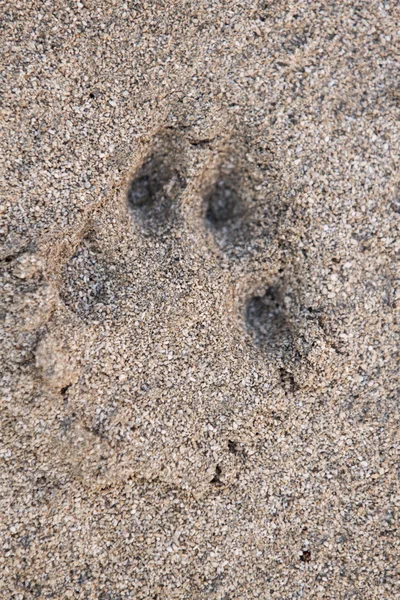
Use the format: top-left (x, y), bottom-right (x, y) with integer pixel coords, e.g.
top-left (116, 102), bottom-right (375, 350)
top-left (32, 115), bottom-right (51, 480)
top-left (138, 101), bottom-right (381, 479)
top-left (1, 1), bottom-right (399, 598)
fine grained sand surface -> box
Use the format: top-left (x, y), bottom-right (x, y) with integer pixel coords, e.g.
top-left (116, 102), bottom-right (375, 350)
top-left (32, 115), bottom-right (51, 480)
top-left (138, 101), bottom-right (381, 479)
top-left (1, 1), bottom-right (399, 598)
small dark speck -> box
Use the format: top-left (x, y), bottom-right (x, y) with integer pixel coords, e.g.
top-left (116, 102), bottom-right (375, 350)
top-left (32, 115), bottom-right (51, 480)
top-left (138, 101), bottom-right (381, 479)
top-left (210, 464), bottom-right (223, 485)
top-left (228, 440), bottom-right (238, 453)
top-left (300, 549), bottom-right (311, 562)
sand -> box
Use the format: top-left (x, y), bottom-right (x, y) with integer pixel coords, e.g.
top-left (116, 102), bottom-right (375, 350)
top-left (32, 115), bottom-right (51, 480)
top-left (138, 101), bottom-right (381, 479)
top-left (1, 0), bottom-right (399, 598)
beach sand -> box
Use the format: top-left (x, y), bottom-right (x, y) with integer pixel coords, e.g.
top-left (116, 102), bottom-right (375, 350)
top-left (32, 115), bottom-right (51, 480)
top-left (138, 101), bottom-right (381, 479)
top-left (1, 1), bottom-right (399, 598)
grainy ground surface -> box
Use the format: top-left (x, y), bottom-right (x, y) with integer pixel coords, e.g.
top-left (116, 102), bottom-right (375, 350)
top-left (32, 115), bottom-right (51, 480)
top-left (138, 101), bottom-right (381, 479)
top-left (1, 1), bottom-right (399, 598)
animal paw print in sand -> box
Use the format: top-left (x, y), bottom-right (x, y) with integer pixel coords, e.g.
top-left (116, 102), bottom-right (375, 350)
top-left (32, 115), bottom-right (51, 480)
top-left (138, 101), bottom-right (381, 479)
top-left (201, 137), bottom-right (284, 261)
top-left (246, 283), bottom-right (294, 361)
top-left (61, 233), bottom-right (110, 319)
top-left (57, 125), bottom-right (335, 493)
top-left (127, 129), bottom-right (187, 235)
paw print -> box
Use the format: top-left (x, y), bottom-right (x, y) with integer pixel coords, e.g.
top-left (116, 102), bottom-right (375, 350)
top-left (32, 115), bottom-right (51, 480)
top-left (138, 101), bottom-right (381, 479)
top-left (52, 124), bottom-right (337, 492)
top-left (246, 283), bottom-right (294, 360)
top-left (60, 230), bottom-right (117, 321)
top-left (127, 129), bottom-right (187, 235)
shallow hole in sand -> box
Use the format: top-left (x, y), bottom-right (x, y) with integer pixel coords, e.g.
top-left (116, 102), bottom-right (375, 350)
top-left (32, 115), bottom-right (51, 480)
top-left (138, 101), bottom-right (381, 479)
top-left (204, 175), bottom-right (245, 228)
top-left (127, 154), bottom-right (170, 209)
top-left (246, 285), bottom-right (293, 357)
top-left (127, 133), bottom-right (186, 233)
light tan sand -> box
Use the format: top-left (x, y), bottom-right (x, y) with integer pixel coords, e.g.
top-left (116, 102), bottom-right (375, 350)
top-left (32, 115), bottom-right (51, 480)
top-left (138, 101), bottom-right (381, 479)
top-left (1, 1), bottom-right (399, 598)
